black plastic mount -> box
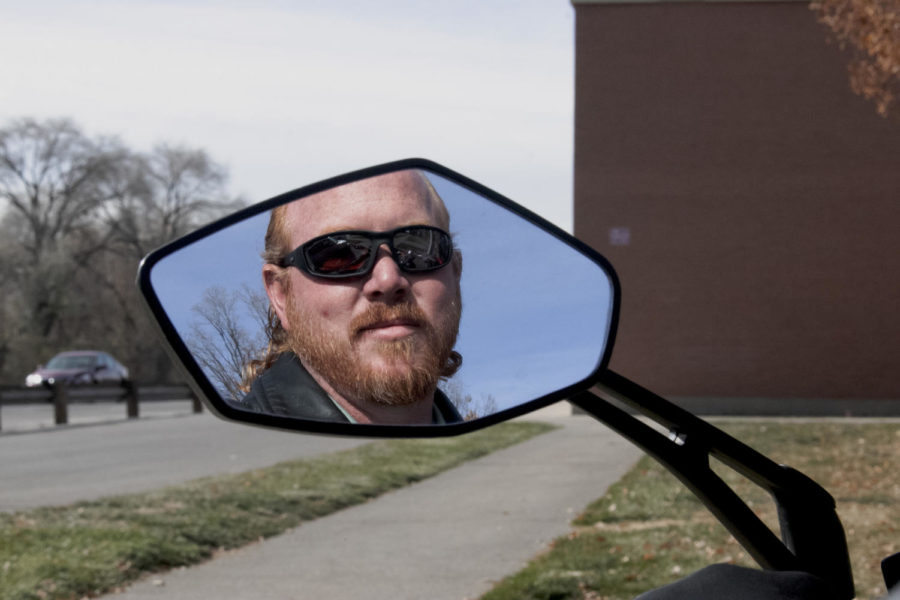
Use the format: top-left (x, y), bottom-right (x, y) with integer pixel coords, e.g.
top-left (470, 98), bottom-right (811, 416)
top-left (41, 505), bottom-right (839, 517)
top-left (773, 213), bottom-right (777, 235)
top-left (883, 551), bottom-right (900, 593)
top-left (569, 369), bottom-right (855, 600)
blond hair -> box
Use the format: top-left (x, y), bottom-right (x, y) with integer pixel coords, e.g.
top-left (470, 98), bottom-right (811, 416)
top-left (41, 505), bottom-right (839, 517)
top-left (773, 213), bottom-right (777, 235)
top-left (239, 204), bottom-right (293, 392)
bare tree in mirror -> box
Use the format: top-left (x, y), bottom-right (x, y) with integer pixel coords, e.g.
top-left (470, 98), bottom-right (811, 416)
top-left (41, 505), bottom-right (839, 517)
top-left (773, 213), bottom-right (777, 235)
top-left (187, 284), bottom-right (269, 401)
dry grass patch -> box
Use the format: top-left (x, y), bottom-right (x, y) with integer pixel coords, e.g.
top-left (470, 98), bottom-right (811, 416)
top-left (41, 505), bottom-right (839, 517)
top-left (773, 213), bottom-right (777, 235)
top-left (482, 420), bottom-right (900, 600)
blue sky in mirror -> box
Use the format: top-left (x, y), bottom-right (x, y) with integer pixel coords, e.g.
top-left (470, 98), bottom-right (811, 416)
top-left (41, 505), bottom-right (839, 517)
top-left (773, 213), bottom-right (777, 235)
top-left (431, 175), bottom-right (614, 411)
top-left (150, 171), bottom-right (615, 417)
top-left (151, 214), bottom-right (269, 312)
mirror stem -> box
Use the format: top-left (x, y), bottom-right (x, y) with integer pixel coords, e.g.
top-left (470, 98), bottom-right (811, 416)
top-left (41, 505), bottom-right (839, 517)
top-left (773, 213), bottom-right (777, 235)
top-left (569, 370), bottom-right (854, 600)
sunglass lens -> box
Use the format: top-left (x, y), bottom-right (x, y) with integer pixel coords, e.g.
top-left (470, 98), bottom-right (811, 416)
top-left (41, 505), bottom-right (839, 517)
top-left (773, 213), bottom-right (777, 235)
top-left (305, 234), bottom-right (372, 275)
top-left (393, 228), bottom-right (451, 271)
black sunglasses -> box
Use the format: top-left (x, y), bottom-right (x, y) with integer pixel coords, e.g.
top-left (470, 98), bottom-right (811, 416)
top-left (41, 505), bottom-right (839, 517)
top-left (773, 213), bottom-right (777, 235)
top-left (278, 225), bottom-right (453, 279)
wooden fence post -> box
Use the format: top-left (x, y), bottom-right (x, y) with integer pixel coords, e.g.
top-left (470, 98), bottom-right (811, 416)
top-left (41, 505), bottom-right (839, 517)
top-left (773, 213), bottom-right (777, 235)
top-left (53, 382), bottom-right (68, 425)
top-left (124, 380), bottom-right (139, 419)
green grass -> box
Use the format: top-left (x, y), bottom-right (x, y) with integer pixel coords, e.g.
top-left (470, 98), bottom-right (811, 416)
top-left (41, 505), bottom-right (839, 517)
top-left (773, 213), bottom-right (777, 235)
top-left (0, 420), bottom-right (556, 600)
top-left (481, 421), bottom-right (900, 600)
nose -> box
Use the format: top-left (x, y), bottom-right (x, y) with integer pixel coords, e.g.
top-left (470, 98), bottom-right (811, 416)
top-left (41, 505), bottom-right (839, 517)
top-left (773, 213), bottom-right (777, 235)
top-left (362, 246), bottom-right (410, 302)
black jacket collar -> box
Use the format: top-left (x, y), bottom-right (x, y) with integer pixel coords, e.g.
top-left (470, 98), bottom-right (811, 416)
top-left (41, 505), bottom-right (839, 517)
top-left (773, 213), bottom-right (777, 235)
top-left (237, 352), bottom-right (462, 424)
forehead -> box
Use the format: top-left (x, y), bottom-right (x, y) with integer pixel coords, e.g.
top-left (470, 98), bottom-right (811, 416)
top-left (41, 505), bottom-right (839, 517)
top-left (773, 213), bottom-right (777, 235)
top-left (283, 170), bottom-right (448, 247)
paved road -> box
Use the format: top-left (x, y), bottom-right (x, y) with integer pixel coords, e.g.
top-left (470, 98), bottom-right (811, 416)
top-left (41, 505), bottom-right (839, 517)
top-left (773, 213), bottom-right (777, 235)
top-left (0, 399), bottom-right (197, 433)
top-left (0, 408), bottom-right (370, 512)
top-left (98, 408), bottom-right (641, 600)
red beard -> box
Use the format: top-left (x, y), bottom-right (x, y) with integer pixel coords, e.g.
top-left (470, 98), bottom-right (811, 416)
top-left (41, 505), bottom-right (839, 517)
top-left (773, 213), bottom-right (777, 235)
top-left (286, 294), bottom-right (461, 407)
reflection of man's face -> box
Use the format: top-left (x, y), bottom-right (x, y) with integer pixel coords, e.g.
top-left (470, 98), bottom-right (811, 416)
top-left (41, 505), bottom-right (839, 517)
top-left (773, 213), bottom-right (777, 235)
top-left (264, 171), bottom-right (462, 417)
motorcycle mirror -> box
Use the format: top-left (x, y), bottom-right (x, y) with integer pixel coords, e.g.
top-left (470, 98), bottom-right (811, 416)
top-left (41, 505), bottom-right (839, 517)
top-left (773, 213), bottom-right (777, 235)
top-left (138, 159), bottom-right (619, 436)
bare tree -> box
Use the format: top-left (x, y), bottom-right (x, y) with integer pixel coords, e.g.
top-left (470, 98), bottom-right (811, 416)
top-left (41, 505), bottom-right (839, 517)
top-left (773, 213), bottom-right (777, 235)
top-left (237, 283), bottom-right (272, 336)
top-left (83, 144), bottom-right (243, 382)
top-left (0, 118), bottom-right (129, 344)
top-left (812, 0), bottom-right (900, 118)
top-left (0, 219), bottom-right (18, 376)
top-left (0, 118), bottom-right (128, 261)
top-left (441, 378), bottom-right (498, 421)
top-left (188, 285), bottom-right (268, 400)
top-left (0, 117), bottom-right (244, 385)
top-left (104, 144), bottom-right (243, 260)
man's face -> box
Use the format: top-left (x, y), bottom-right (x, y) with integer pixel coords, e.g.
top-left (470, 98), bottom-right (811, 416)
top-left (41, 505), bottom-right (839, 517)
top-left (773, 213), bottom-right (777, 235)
top-left (265, 170), bottom-right (461, 408)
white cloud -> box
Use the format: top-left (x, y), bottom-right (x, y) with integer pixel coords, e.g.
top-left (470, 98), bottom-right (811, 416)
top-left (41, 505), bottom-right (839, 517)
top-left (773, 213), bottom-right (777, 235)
top-left (0, 0), bottom-right (574, 228)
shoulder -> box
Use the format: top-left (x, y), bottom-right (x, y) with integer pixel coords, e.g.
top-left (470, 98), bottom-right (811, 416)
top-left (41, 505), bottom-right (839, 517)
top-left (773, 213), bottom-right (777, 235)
top-left (239, 353), bottom-right (348, 422)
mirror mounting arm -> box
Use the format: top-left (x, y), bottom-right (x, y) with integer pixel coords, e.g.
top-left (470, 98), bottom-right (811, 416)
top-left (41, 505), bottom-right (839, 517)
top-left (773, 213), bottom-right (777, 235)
top-left (569, 370), bottom-right (854, 600)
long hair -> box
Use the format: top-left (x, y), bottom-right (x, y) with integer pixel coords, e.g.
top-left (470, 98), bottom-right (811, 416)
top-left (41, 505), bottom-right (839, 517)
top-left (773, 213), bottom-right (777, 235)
top-left (239, 204), bottom-right (293, 392)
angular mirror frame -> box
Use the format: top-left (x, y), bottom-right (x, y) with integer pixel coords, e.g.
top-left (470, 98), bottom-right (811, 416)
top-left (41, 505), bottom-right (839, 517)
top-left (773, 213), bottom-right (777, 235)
top-left (137, 158), bottom-right (621, 436)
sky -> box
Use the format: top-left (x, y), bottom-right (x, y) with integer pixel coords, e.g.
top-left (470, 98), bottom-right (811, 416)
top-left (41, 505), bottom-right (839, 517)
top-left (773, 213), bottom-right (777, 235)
top-left (0, 0), bottom-right (577, 230)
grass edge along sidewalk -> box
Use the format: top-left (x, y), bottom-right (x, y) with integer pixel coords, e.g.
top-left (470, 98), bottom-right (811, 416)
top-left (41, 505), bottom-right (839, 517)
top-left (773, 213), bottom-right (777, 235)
top-left (0, 421), bottom-right (556, 600)
top-left (480, 421), bottom-right (900, 600)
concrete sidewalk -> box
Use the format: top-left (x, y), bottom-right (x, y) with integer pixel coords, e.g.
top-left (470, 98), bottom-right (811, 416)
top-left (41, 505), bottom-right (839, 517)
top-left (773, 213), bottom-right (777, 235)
top-left (101, 406), bottom-right (642, 600)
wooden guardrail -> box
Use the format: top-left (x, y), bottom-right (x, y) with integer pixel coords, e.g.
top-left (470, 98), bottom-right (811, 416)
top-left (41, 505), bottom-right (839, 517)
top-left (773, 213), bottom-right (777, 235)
top-left (0, 382), bottom-right (202, 431)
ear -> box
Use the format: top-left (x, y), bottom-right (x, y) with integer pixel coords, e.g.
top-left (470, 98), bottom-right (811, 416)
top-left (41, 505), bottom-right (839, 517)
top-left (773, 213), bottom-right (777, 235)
top-left (452, 250), bottom-right (462, 281)
top-left (263, 264), bottom-right (292, 330)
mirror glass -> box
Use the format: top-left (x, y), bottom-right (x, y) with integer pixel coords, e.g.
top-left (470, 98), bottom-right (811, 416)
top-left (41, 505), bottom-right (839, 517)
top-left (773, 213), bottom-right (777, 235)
top-left (146, 166), bottom-right (616, 427)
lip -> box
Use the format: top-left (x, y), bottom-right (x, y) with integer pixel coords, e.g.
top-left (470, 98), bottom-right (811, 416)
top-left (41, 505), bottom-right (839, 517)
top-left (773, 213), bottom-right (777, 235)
top-left (358, 319), bottom-right (421, 339)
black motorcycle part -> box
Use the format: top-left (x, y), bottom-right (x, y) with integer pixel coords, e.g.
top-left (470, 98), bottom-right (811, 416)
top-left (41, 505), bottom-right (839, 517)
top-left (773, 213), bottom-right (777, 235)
top-left (883, 551), bottom-right (900, 593)
top-left (570, 370), bottom-right (854, 600)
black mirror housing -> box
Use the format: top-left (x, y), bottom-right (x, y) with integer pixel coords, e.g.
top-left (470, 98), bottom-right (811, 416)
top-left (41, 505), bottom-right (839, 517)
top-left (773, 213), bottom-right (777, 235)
top-left (138, 159), bottom-right (619, 436)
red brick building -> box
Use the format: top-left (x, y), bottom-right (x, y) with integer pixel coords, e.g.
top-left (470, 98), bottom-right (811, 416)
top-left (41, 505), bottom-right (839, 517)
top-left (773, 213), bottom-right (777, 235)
top-left (572, 0), bottom-right (900, 400)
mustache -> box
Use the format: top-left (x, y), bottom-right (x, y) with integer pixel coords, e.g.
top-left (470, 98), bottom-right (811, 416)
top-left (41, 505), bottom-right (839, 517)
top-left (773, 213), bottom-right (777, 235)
top-left (350, 303), bottom-right (429, 337)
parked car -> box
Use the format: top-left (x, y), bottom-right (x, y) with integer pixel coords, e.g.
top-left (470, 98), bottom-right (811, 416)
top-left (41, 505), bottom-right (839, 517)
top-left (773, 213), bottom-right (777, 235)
top-left (24, 351), bottom-right (130, 388)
